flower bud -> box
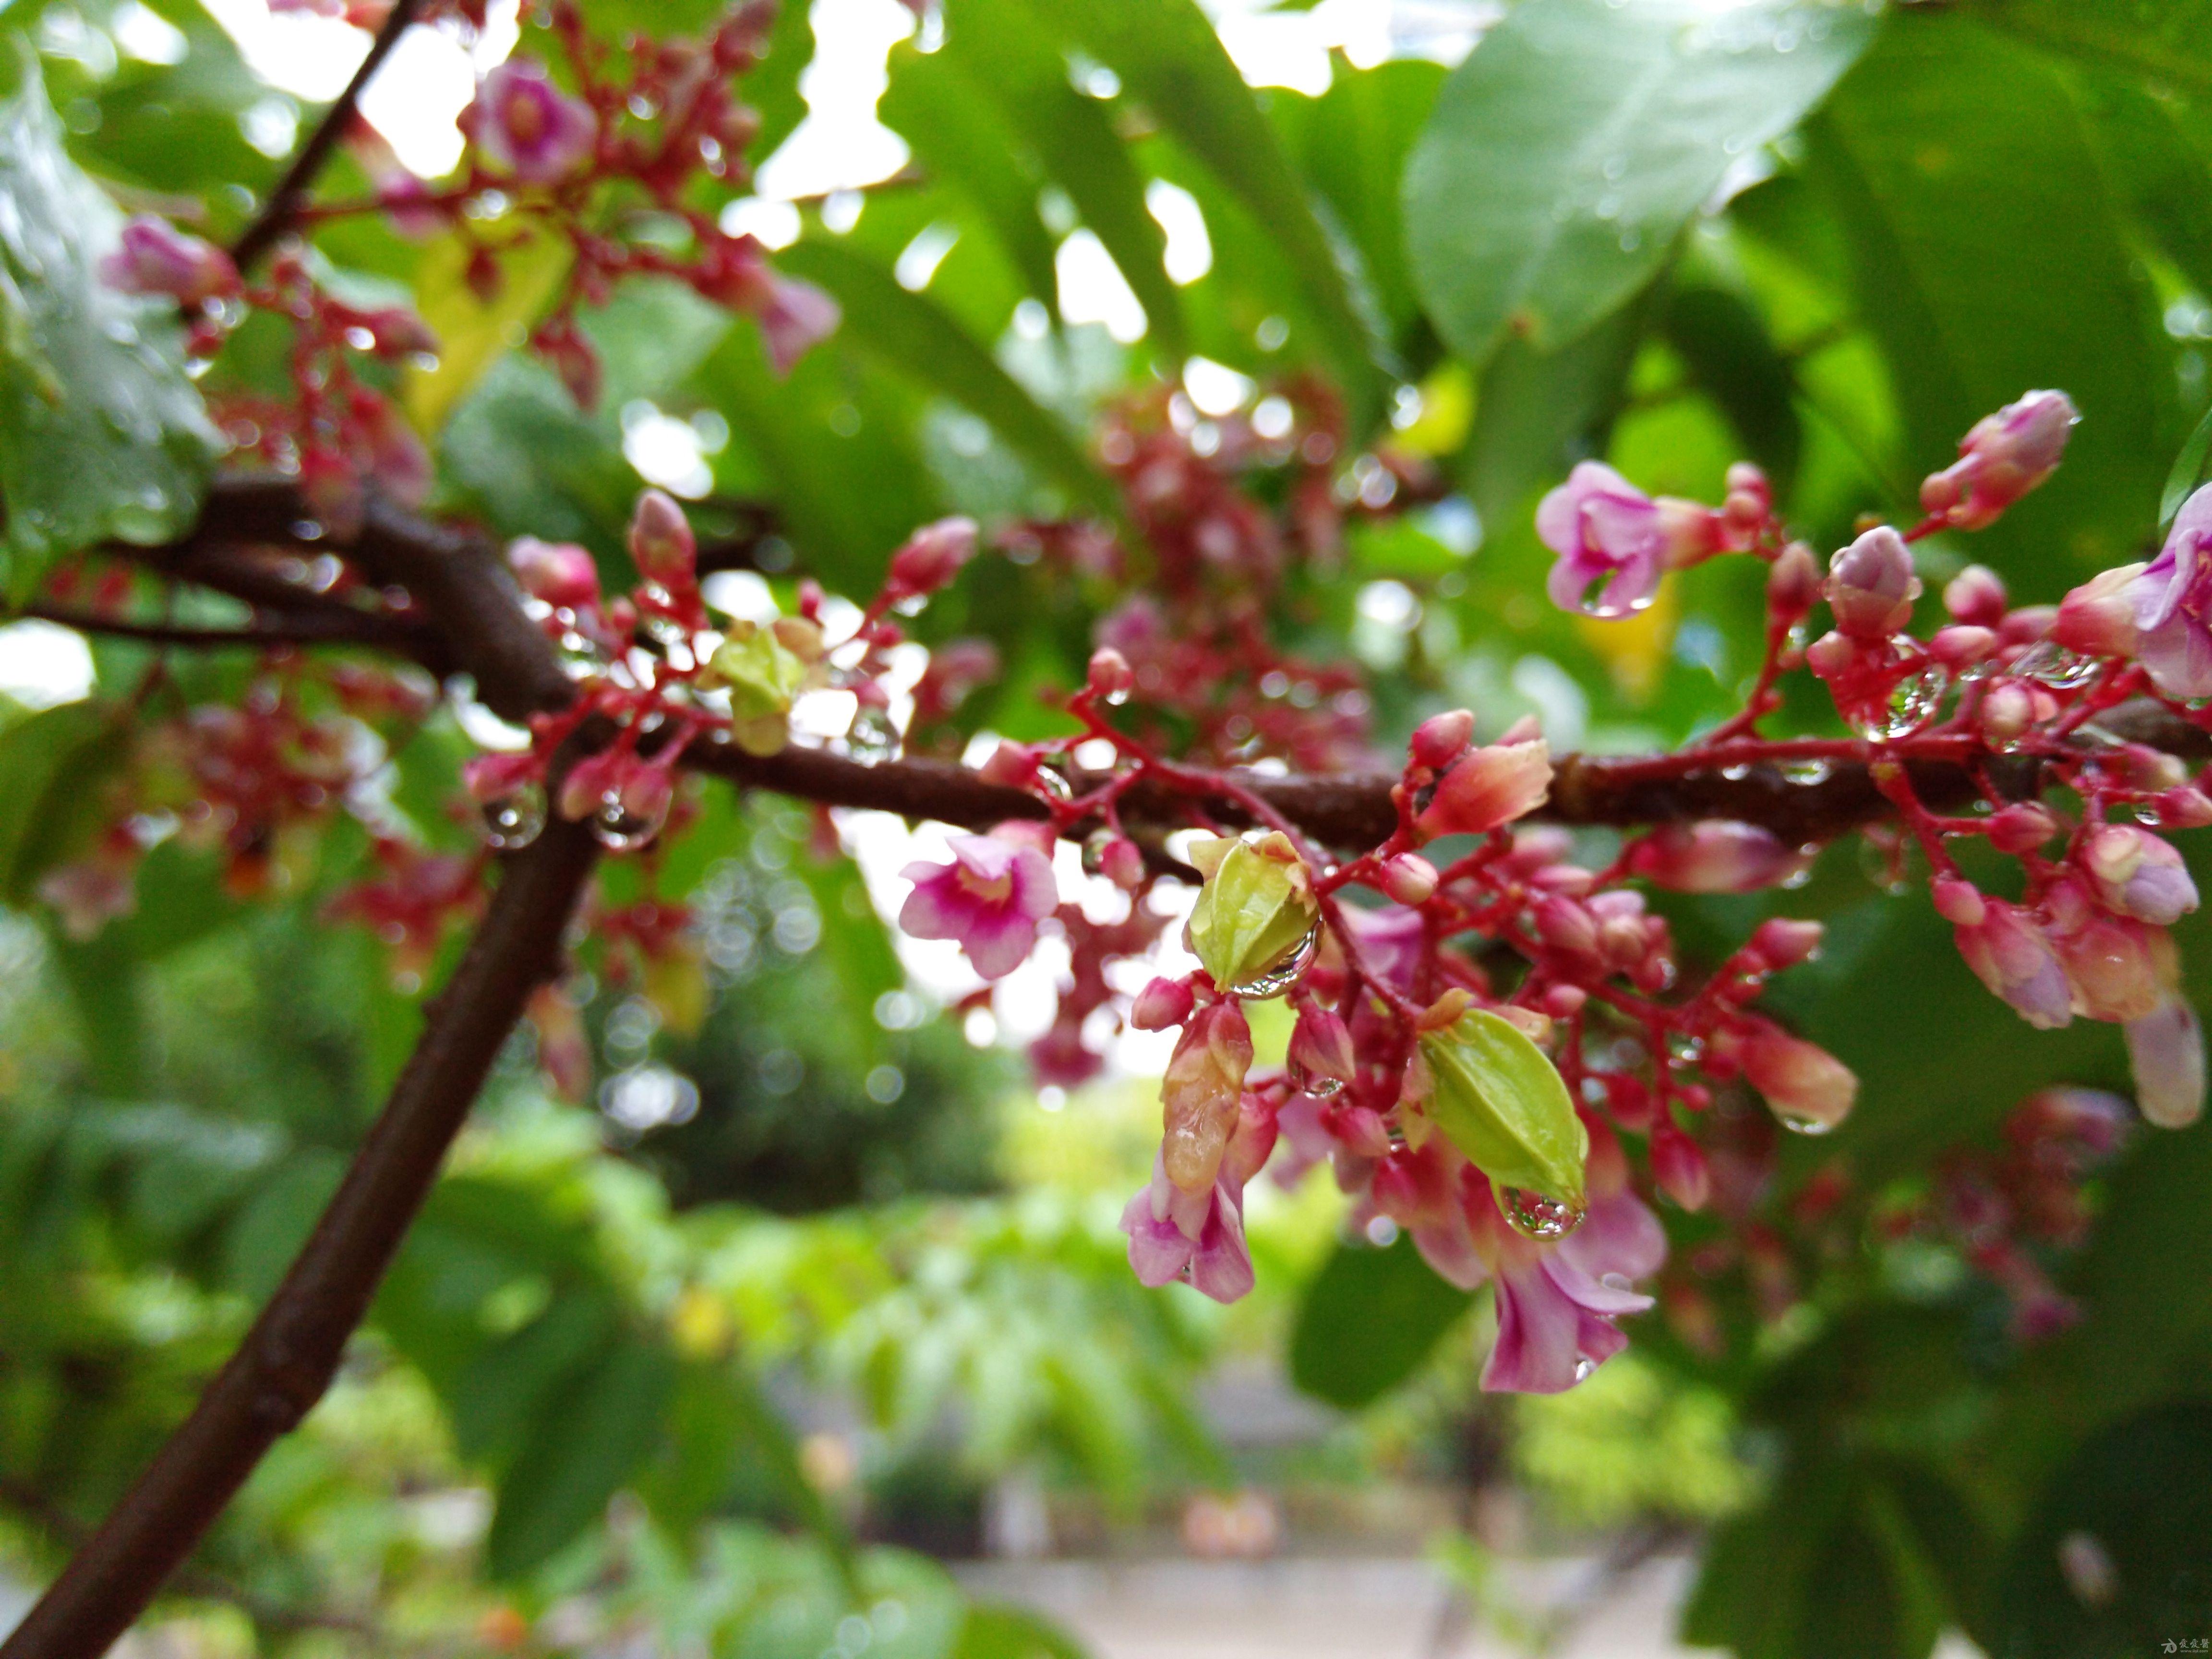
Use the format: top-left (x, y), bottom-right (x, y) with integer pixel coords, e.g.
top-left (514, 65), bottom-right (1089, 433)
top-left (1161, 1000), bottom-right (1255, 1191)
top-left (707, 617), bottom-right (821, 756)
top-left (1414, 733), bottom-right (1552, 842)
top-left (1767, 541), bottom-right (1822, 620)
top-left (1086, 646), bottom-right (1135, 701)
top-left (978, 740), bottom-right (1042, 789)
top-left (1748, 917), bottom-right (1824, 971)
top-left (1093, 833), bottom-right (1145, 891)
top-left (1131, 975), bottom-right (1195, 1031)
top-left (1929, 624), bottom-right (1996, 668)
top-left (1825, 526), bottom-right (1922, 639)
top-left (1185, 832), bottom-right (1320, 996)
top-left (1944, 564), bottom-right (2008, 627)
top-left (1740, 1027), bottom-right (1857, 1133)
top-left (1378, 852), bottom-right (1438, 906)
top-left (1650, 1123), bottom-right (1711, 1211)
top-left (1920, 390), bottom-right (2078, 530)
top-left (2080, 825), bottom-right (2199, 926)
top-left (100, 216), bottom-right (240, 307)
top-left (2048, 900), bottom-right (2176, 1023)
top-left (1979, 681), bottom-right (2036, 748)
top-left (1416, 1007), bottom-right (1588, 1210)
top-left (1987, 802), bottom-right (2059, 855)
top-left (2125, 996), bottom-right (2205, 1129)
top-left (1369, 1152), bottom-right (1426, 1223)
top-left (1533, 893), bottom-right (1601, 960)
top-left (1288, 1003), bottom-right (1357, 1093)
top-left (2154, 786), bottom-right (2212, 829)
top-left (2051, 562), bottom-right (2148, 660)
top-left (628, 488), bottom-right (697, 588)
top-left (1408, 709), bottom-right (1476, 770)
top-left (1627, 819), bottom-right (1811, 894)
top-left (1656, 497), bottom-right (1723, 568)
top-left (508, 536), bottom-right (601, 610)
top-left (1947, 889), bottom-right (2073, 1029)
top-left (886, 516), bottom-right (979, 599)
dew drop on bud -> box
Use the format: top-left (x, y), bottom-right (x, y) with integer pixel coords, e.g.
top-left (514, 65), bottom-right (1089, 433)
top-left (2011, 640), bottom-right (2101, 691)
top-left (1226, 921), bottom-right (1320, 998)
top-left (1498, 1186), bottom-right (1586, 1240)
top-left (1849, 651), bottom-right (1950, 741)
top-left (590, 791), bottom-right (669, 853)
top-left (1287, 1058), bottom-right (1344, 1100)
top-left (1779, 758), bottom-right (1833, 785)
top-left (1777, 1112), bottom-right (1837, 1137)
top-left (481, 783), bottom-right (547, 850)
top-left (845, 705), bottom-right (901, 762)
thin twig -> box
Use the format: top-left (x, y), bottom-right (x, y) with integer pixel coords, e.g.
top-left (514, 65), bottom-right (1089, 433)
top-left (15, 603), bottom-right (412, 654)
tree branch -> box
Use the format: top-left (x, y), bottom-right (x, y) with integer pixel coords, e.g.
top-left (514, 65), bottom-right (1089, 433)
top-left (13, 603), bottom-right (426, 655)
top-left (228, 0), bottom-right (431, 272)
top-left (0, 817), bottom-right (599, 1659)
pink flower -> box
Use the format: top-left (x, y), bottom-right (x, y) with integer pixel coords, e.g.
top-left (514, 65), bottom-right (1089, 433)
top-left (1738, 1024), bottom-right (1857, 1133)
top-left (1824, 526), bottom-right (1921, 639)
top-left (886, 517), bottom-right (980, 600)
top-left (758, 272), bottom-right (841, 376)
top-left (2120, 483), bottom-right (2212, 697)
top-left (508, 536), bottom-right (601, 611)
top-left (2080, 825), bottom-right (2198, 927)
top-left (1160, 998), bottom-right (1255, 1191)
top-left (1536, 463), bottom-right (1715, 618)
top-left (471, 60), bottom-right (598, 185)
top-left (628, 488), bottom-right (697, 588)
top-left (2045, 888), bottom-right (2175, 1024)
top-left (2125, 996), bottom-right (2205, 1129)
top-left (1919, 390), bottom-right (2078, 531)
top-left (1121, 1155), bottom-right (1255, 1303)
top-left (1415, 722), bottom-right (1551, 841)
top-left (1937, 880), bottom-right (2073, 1030)
top-left (1627, 820), bottom-right (1812, 894)
top-left (898, 831), bottom-right (1058, 979)
top-left (100, 216), bottom-right (240, 307)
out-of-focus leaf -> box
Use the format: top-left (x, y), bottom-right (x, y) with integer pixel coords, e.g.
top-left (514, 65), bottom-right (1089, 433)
top-left (777, 239), bottom-right (1120, 519)
top-left (1993, 1403), bottom-right (2212, 1659)
top-left (1463, 297), bottom-right (1649, 533)
top-left (0, 698), bottom-right (124, 903)
top-left (940, 0), bottom-right (1186, 360)
top-left (485, 1337), bottom-right (678, 1579)
top-left (1025, 0), bottom-right (1390, 406)
top-left (0, 54), bottom-right (218, 600)
top-left (880, 44), bottom-right (1061, 312)
top-left (1962, 0), bottom-right (2212, 95)
top-left (1289, 1233), bottom-right (1473, 1409)
top-left (745, 0), bottom-right (814, 162)
top-left (451, 1291), bottom-right (617, 1467)
top-left (221, 1147), bottom-right (345, 1303)
top-left (954, 1604), bottom-right (1092, 1659)
top-left (407, 224), bottom-right (574, 436)
top-left (1808, 12), bottom-right (2166, 577)
top-left (2075, 77), bottom-right (2212, 307)
top-left (1663, 281), bottom-right (1803, 491)
top-left (1405, 0), bottom-right (1872, 366)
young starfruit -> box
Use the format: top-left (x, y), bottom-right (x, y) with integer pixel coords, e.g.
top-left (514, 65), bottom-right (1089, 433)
top-left (1185, 831), bottom-right (1320, 996)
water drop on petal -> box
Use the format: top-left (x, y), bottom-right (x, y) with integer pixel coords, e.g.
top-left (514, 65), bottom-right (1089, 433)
top-left (1498, 1186), bottom-right (1586, 1240)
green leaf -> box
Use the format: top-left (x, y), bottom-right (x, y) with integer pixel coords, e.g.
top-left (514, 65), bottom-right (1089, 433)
top-left (1961, 0), bottom-right (2212, 96)
top-left (1288, 1233), bottom-right (1474, 1410)
top-left (484, 1337), bottom-right (678, 1579)
top-left (745, 0), bottom-right (816, 163)
top-left (0, 53), bottom-right (219, 600)
top-left (1806, 12), bottom-right (2166, 577)
top-left (406, 224), bottom-right (574, 437)
top-left (451, 1292), bottom-right (617, 1467)
top-left (0, 697), bottom-right (125, 904)
top-left (1022, 0), bottom-right (1392, 409)
top-left (1405, 0), bottom-right (1872, 367)
top-left (1663, 280), bottom-right (1803, 492)
top-left (1463, 297), bottom-right (1651, 533)
top-left (939, 0), bottom-right (1187, 360)
top-left (222, 1147), bottom-right (345, 1304)
top-left (776, 239), bottom-right (1122, 520)
top-left (2164, 399), bottom-right (2212, 530)
top-left (953, 1604), bottom-right (1092, 1659)
top-left (1418, 1009), bottom-right (1588, 1207)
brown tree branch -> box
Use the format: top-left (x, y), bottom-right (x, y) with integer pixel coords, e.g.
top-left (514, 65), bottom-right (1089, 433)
top-left (0, 817), bottom-right (600, 1659)
top-left (228, 0), bottom-right (431, 272)
top-left (13, 602), bottom-right (424, 655)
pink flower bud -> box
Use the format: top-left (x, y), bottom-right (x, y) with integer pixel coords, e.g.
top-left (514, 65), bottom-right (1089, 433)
top-left (1132, 976), bottom-right (1195, 1031)
top-left (1379, 852), bottom-right (1438, 906)
top-left (1161, 1000), bottom-right (1256, 1191)
top-left (2125, 996), bottom-right (2204, 1129)
top-left (1825, 526), bottom-right (1921, 639)
top-left (1334, 1105), bottom-right (1393, 1160)
top-left (509, 536), bottom-right (601, 610)
top-left (627, 489), bottom-right (697, 588)
top-left (2046, 879), bottom-right (2177, 1023)
top-left (2080, 825), bottom-right (2198, 926)
top-left (1408, 709), bottom-right (1475, 770)
top-left (1627, 820), bottom-right (1811, 894)
top-left (1740, 1027), bottom-right (1858, 1132)
top-left (1767, 541), bottom-right (1822, 620)
top-left (1415, 733), bottom-right (1551, 842)
top-left (1086, 645), bottom-right (1135, 700)
top-left (100, 216), bottom-right (240, 307)
top-left (1656, 497), bottom-right (1723, 568)
top-left (757, 272), bottom-right (842, 375)
top-left (1929, 625), bottom-right (1996, 668)
top-left (1979, 681), bottom-right (2037, 748)
top-left (1804, 629), bottom-right (1856, 678)
top-left (1748, 917), bottom-right (1824, 970)
top-left (1944, 564), bottom-right (2008, 627)
top-left (978, 740), bottom-right (1042, 789)
top-left (2051, 562), bottom-right (2149, 660)
top-left (2154, 786), bottom-right (2212, 829)
top-left (1542, 985), bottom-right (1587, 1016)
top-left (1947, 892), bottom-right (2067, 1027)
top-left (556, 749), bottom-right (623, 822)
top-left (1650, 1123), bottom-right (1711, 1211)
top-left (887, 516), bottom-right (980, 599)
top-left (1534, 893), bottom-right (1601, 960)
top-left (1920, 390), bottom-right (2078, 530)
top-left (1095, 834), bottom-right (1145, 891)
top-left (1988, 803), bottom-right (2059, 855)
top-left (471, 59), bottom-right (598, 184)
top-left (1288, 1004), bottom-right (1356, 1092)
top-left (1370, 1153), bottom-right (1425, 1223)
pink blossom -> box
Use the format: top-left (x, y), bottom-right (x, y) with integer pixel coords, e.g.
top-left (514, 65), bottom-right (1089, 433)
top-left (1131, 975), bottom-right (1195, 1031)
top-left (886, 517), bottom-right (980, 600)
top-left (2119, 482), bottom-right (2212, 697)
top-left (1121, 1155), bottom-right (1256, 1303)
top-left (1937, 880), bottom-right (2073, 1030)
top-left (898, 831), bottom-right (1058, 980)
top-left (1825, 525), bottom-right (1921, 639)
top-left (2125, 996), bottom-right (2205, 1129)
top-left (1627, 820), bottom-right (1811, 894)
top-left (758, 272), bottom-right (841, 376)
top-left (2045, 889), bottom-right (2175, 1024)
top-left (1944, 564), bottom-right (2008, 627)
top-left (628, 489), bottom-right (697, 588)
top-left (2080, 825), bottom-right (2198, 927)
top-left (1536, 463), bottom-right (1714, 618)
top-left (471, 60), bottom-right (598, 185)
top-left (1287, 1002), bottom-right (1356, 1094)
top-left (1414, 724), bottom-right (1551, 841)
top-left (100, 216), bottom-right (239, 307)
top-left (1919, 390), bottom-right (2078, 531)
top-left (1738, 1025), bottom-right (1857, 1132)
top-left (509, 537), bottom-right (601, 611)
top-left (1408, 709), bottom-right (1475, 769)
top-left (1160, 998), bottom-right (1255, 1191)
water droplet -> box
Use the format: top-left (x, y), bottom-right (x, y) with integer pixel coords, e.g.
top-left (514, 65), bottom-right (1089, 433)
top-left (1602, 154), bottom-right (1628, 181)
top-left (1498, 1186), bottom-right (1586, 1240)
top-left (1288, 1056), bottom-right (1345, 1100)
top-left (1227, 922), bottom-right (1319, 998)
top-left (481, 783), bottom-right (547, 850)
top-left (1618, 228), bottom-right (1642, 252)
top-left (1667, 1033), bottom-right (1704, 1067)
top-left (1849, 647), bottom-right (1950, 740)
top-left (845, 705), bottom-right (901, 762)
top-left (1780, 759), bottom-right (1833, 785)
top-left (1778, 1112), bottom-right (1835, 1136)
top-left (591, 790), bottom-right (669, 853)
top-left (1573, 1357), bottom-right (1596, 1383)
top-left (2011, 641), bottom-right (2101, 690)
top-left (1721, 763), bottom-right (1753, 781)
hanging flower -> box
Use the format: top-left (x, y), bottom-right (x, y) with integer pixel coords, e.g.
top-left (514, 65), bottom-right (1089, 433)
top-left (100, 216), bottom-right (240, 307)
top-left (1536, 462), bottom-right (1717, 618)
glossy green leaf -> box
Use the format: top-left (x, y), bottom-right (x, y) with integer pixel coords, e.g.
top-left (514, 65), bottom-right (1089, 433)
top-left (954, 1603), bottom-right (1092, 1659)
top-left (2163, 399), bottom-right (2212, 529)
top-left (1405, 0), bottom-right (1873, 366)
top-left (1962, 0), bottom-right (2212, 95)
top-left (0, 54), bottom-right (219, 600)
top-left (1463, 296), bottom-right (1651, 532)
top-left (0, 697), bottom-right (126, 904)
top-left (1419, 1009), bottom-right (1588, 1207)
top-left (485, 1337), bottom-right (678, 1579)
top-left (1288, 1233), bottom-right (1474, 1410)
top-left (1663, 280), bottom-right (1803, 491)
top-left (777, 239), bottom-right (1121, 519)
top-left (1807, 12), bottom-right (2166, 577)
